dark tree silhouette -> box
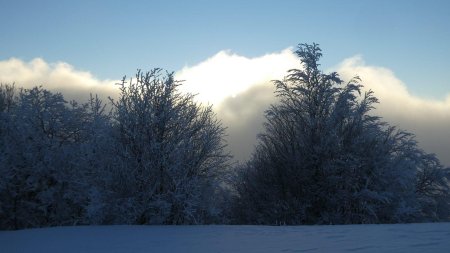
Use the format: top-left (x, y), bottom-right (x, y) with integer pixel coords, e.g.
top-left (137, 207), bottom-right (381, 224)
top-left (96, 69), bottom-right (230, 225)
top-left (233, 43), bottom-right (450, 225)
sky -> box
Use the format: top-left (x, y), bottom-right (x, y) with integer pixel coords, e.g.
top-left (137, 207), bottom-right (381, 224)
top-left (0, 0), bottom-right (449, 165)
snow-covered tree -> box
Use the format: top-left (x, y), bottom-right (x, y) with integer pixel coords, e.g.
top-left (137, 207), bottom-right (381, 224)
top-left (415, 154), bottom-right (450, 220)
top-left (0, 86), bottom-right (93, 229)
top-left (0, 70), bottom-right (231, 229)
top-left (96, 69), bottom-right (230, 225)
top-left (233, 43), bottom-right (450, 225)
top-left (0, 83), bottom-right (16, 113)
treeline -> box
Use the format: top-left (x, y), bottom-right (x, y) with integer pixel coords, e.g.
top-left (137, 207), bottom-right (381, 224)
top-left (1, 44), bottom-right (449, 230)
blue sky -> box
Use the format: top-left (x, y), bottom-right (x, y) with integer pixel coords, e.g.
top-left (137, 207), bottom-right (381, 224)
top-left (1, 0), bottom-right (449, 98)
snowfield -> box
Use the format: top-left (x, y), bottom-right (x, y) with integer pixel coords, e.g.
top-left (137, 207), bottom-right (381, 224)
top-left (1, 223), bottom-right (450, 253)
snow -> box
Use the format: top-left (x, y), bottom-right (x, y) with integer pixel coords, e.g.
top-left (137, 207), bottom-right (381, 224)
top-left (1, 223), bottom-right (450, 253)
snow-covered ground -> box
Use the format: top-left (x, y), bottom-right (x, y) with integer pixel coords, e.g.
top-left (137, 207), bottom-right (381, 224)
top-left (1, 223), bottom-right (450, 253)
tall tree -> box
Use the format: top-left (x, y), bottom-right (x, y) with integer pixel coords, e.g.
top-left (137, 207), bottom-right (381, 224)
top-left (233, 43), bottom-right (450, 225)
top-left (0, 86), bottom-right (93, 229)
top-left (98, 69), bottom-right (230, 224)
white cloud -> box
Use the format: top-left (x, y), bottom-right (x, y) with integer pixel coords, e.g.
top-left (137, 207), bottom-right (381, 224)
top-left (175, 49), bottom-right (301, 162)
top-left (336, 56), bottom-right (450, 166)
top-left (0, 57), bottom-right (118, 101)
top-left (175, 49), bottom-right (300, 105)
top-left (177, 50), bottom-right (450, 166)
top-left (1, 52), bottom-right (449, 166)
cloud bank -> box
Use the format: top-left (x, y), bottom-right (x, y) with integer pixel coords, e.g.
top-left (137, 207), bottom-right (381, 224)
top-left (0, 58), bottom-right (118, 102)
top-left (1, 52), bottom-right (449, 166)
top-left (175, 49), bottom-right (300, 163)
top-left (178, 51), bottom-right (450, 166)
top-left (336, 56), bottom-right (450, 166)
